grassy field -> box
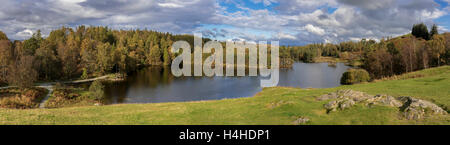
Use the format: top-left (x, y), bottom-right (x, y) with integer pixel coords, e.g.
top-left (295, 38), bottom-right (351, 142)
top-left (0, 66), bottom-right (449, 125)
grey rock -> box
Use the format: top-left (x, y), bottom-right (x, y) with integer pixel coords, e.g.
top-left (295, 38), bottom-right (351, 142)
top-left (399, 96), bottom-right (448, 120)
top-left (293, 117), bottom-right (310, 125)
top-left (319, 90), bottom-right (448, 120)
top-left (324, 98), bottom-right (355, 112)
top-left (365, 95), bottom-right (403, 107)
top-left (324, 100), bottom-right (339, 112)
top-left (339, 98), bottom-right (356, 110)
top-left (317, 90), bottom-right (371, 101)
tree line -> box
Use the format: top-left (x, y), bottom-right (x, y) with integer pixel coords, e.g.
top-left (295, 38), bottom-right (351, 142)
top-left (0, 24), bottom-right (449, 87)
top-left (279, 23), bottom-right (449, 79)
top-left (0, 26), bottom-right (194, 87)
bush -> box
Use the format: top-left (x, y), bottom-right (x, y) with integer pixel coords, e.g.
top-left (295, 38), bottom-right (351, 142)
top-left (0, 87), bottom-right (47, 109)
top-left (340, 69), bottom-right (371, 85)
top-left (89, 80), bottom-right (104, 100)
top-left (81, 68), bottom-right (89, 80)
top-left (53, 87), bottom-right (79, 100)
top-left (45, 87), bottom-right (98, 108)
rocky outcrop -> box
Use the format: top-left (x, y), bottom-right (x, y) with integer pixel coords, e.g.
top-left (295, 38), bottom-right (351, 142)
top-left (365, 95), bottom-right (403, 107)
top-left (317, 89), bottom-right (372, 101)
top-left (399, 96), bottom-right (448, 120)
top-left (293, 117), bottom-right (310, 125)
top-left (324, 98), bottom-right (355, 112)
top-left (318, 90), bottom-right (448, 120)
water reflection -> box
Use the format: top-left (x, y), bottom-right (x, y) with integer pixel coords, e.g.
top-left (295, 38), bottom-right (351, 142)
top-left (103, 62), bottom-right (350, 104)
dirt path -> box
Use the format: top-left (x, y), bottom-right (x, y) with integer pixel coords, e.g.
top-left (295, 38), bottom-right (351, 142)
top-left (37, 84), bottom-right (54, 109)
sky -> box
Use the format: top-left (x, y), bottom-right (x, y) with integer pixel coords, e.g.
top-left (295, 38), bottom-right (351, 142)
top-left (0, 0), bottom-right (449, 45)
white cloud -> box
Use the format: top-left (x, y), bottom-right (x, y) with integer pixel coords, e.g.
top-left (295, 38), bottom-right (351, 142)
top-left (275, 32), bottom-right (297, 40)
top-left (338, 0), bottom-right (395, 10)
top-left (420, 8), bottom-right (447, 19)
top-left (276, 0), bottom-right (338, 14)
top-left (251, 0), bottom-right (277, 6)
top-left (304, 24), bottom-right (325, 36)
top-left (57, 0), bottom-right (86, 3)
top-left (15, 29), bottom-right (34, 39)
top-left (158, 3), bottom-right (184, 8)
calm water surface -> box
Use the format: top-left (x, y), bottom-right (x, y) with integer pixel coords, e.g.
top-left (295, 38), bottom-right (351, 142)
top-left (103, 62), bottom-right (350, 104)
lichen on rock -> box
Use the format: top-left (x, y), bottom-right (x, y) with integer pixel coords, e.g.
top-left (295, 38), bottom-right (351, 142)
top-left (399, 96), bottom-right (448, 120)
top-left (324, 98), bottom-right (355, 112)
top-left (293, 117), bottom-right (310, 125)
top-left (318, 90), bottom-right (448, 120)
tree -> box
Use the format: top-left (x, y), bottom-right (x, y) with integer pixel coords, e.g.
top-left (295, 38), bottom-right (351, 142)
top-left (116, 48), bottom-right (129, 74)
top-left (22, 30), bottom-right (43, 55)
top-left (7, 55), bottom-right (37, 88)
top-left (96, 42), bottom-right (114, 74)
top-left (89, 80), bottom-right (104, 100)
top-left (34, 40), bottom-right (60, 80)
top-left (430, 24), bottom-right (439, 38)
top-left (428, 35), bottom-right (446, 66)
top-left (148, 44), bottom-right (162, 65)
top-left (0, 40), bottom-right (12, 83)
top-left (161, 35), bottom-right (172, 66)
top-left (0, 31), bottom-right (8, 40)
top-left (80, 38), bottom-right (97, 74)
top-left (57, 34), bottom-right (80, 79)
top-left (386, 42), bottom-right (399, 74)
top-left (412, 23), bottom-right (430, 40)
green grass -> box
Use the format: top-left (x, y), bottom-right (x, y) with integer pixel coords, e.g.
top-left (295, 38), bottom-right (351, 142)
top-left (0, 66), bottom-right (449, 125)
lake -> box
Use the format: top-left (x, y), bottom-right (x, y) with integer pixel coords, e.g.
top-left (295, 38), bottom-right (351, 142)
top-left (103, 62), bottom-right (350, 104)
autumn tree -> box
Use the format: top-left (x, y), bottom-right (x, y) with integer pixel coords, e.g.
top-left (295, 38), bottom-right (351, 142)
top-left (428, 35), bottom-right (446, 66)
top-left (96, 42), bottom-right (114, 74)
top-left (7, 55), bottom-right (37, 88)
top-left (0, 31), bottom-right (8, 40)
top-left (57, 34), bottom-right (80, 79)
top-left (80, 38), bottom-right (97, 74)
top-left (146, 33), bottom-right (162, 65)
top-left (0, 40), bottom-right (12, 83)
top-left (34, 40), bottom-right (60, 80)
top-left (430, 24), bottom-right (439, 38)
top-left (0, 32), bottom-right (10, 83)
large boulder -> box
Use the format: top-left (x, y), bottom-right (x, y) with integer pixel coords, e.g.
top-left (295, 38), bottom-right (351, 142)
top-left (318, 90), bottom-right (448, 120)
top-left (293, 117), bottom-right (310, 125)
top-left (317, 90), bottom-right (371, 101)
top-left (399, 96), bottom-right (448, 120)
top-left (324, 98), bottom-right (355, 112)
top-left (365, 95), bottom-right (403, 107)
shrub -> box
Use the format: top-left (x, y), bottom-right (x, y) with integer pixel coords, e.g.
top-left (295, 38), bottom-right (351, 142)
top-left (53, 87), bottom-right (79, 100)
top-left (0, 87), bottom-right (47, 109)
top-left (45, 87), bottom-right (97, 108)
top-left (340, 69), bottom-right (371, 85)
top-left (89, 80), bottom-right (104, 100)
top-left (81, 68), bottom-right (89, 80)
